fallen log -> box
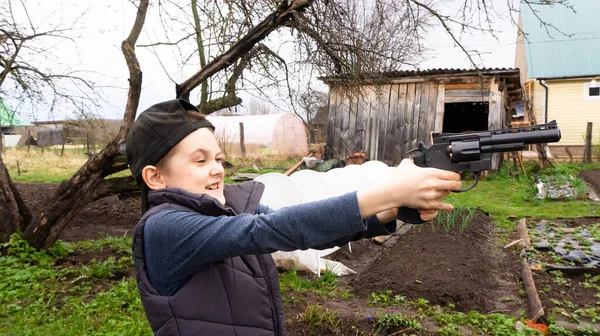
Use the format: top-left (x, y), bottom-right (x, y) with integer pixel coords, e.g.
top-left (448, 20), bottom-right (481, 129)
top-left (517, 218), bottom-right (545, 322)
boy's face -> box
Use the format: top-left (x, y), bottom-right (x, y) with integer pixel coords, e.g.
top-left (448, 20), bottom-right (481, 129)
top-left (159, 128), bottom-right (225, 204)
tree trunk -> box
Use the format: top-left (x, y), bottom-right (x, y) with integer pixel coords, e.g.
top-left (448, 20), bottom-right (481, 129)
top-left (0, 154), bottom-right (32, 242)
top-left (21, 0), bottom-right (148, 250)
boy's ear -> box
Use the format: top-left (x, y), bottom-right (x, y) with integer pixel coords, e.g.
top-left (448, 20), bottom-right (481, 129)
top-left (141, 165), bottom-right (167, 191)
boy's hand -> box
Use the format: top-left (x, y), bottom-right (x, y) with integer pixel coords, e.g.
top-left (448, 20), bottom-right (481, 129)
top-left (356, 159), bottom-right (461, 220)
top-left (375, 208), bottom-right (438, 224)
top-left (418, 209), bottom-right (439, 222)
top-left (389, 159), bottom-right (461, 211)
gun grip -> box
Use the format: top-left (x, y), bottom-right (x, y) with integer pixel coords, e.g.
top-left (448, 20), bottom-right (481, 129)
top-left (397, 206), bottom-right (426, 224)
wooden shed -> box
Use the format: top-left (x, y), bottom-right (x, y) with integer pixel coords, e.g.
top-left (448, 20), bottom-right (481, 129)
top-left (321, 68), bottom-right (523, 169)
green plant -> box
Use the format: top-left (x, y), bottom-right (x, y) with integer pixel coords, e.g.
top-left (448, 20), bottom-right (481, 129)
top-left (369, 290), bottom-right (392, 307)
top-left (80, 257), bottom-right (132, 280)
top-left (298, 305), bottom-right (342, 330)
top-left (550, 270), bottom-right (569, 286)
top-left (393, 295), bottom-right (407, 304)
top-left (374, 314), bottom-right (421, 334)
top-left (71, 236), bottom-right (132, 254)
top-left (578, 325), bottom-right (600, 335)
top-left (548, 324), bottom-right (575, 336)
top-left (432, 207), bottom-right (479, 232)
top-left (435, 323), bottom-right (461, 336)
top-left (279, 270), bottom-right (350, 299)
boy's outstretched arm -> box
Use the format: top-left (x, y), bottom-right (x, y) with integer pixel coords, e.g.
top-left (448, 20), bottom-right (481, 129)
top-left (144, 159), bottom-right (461, 295)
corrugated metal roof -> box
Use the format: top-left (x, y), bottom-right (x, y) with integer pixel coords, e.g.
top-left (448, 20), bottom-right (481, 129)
top-left (0, 98), bottom-right (31, 127)
top-left (521, 0), bottom-right (600, 79)
top-left (320, 67), bottom-right (520, 83)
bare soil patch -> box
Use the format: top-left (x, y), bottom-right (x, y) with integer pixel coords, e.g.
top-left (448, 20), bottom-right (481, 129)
top-left (329, 210), bottom-right (524, 314)
top-left (581, 168), bottom-right (600, 195)
top-left (16, 182), bottom-right (140, 242)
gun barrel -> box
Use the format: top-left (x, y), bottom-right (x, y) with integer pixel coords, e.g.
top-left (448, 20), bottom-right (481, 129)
top-left (436, 121), bottom-right (561, 146)
top-left (441, 121), bottom-right (561, 164)
top-left (482, 128), bottom-right (561, 146)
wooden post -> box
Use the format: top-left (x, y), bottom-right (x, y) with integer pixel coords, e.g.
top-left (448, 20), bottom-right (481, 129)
top-left (27, 130), bottom-right (31, 152)
top-left (565, 147), bottom-right (574, 164)
top-left (239, 122), bottom-right (246, 157)
top-left (90, 135), bottom-right (96, 155)
top-left (86, 133), bottom-right (90, 155)
top-left (17, 160), bottom-right (20, 176)
top-left (60, 129), bottom-right (66, 157)
top-left (584, 122), bottom-right (593, 163)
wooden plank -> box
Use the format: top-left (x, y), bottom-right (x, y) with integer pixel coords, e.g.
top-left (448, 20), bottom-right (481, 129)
top-left (338, 89), bottom-right (350, 156)
top-left (347, 93), bottom-right (357, 153)
top-left (442, 77), bottom-right (493, 85)
top-left (284, 152), bottom-right (312, 176)
top-left (434, 84), bottom-right (445, 134)
top-left (488, 78), bottom-right (502, 130)
top-left (444, 96), bottom-right (488, 103)
top-left (394, 84), bottom-right (408, 164)
top-left (404, 83), bottom-right (416, 158)
top-left (355, 87), bottom-right (368, 153)
top-left (499, 83), bottom-right (509, 127)
top-left (376, 85), bottom-right (392, 161)
top-left (445, 90), bottom-right (490, 97)
top-left (326, 74), bottom-right (495, 86)
top-left (411, 83), bottom-right (423, 149)
top-left (385, 84), bottom-right (401, 165)
top-left (488, 77), bottom-right (503, 170)
top-left (445, 83), bottom-right (490, 90)
top-left (367, 86), bottom-right (379, 160)
top-left (417, 83), bottom-right (430, 145)
top-left (424, 83), bottom-right (438, 146)
top-left (333, 87), bottom-right (345, 157)
top-left (325, 87), bottom-right (338, 158)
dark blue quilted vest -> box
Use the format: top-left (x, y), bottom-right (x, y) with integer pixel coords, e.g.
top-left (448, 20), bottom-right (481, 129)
top-left (132, 182), bottom-right (286, 335)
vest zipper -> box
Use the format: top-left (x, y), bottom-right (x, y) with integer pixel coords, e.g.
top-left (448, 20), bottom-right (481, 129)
top-left (256, 254), bottom-right (280, 335)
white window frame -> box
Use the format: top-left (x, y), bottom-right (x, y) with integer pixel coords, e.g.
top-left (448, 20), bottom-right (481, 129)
top-left (584, 82), bottom-right (600, 101)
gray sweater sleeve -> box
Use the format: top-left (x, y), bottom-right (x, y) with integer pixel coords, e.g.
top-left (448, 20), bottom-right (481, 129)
top-left (144, 191), bottom-right (396, 295)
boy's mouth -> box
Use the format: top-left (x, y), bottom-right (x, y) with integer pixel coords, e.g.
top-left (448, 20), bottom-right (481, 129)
top-left (206, 182), bottom-right (220, 190)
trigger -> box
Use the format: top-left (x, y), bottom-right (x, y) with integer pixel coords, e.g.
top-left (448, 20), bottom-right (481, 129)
top-left (406, 142), bottom-right (428, 155)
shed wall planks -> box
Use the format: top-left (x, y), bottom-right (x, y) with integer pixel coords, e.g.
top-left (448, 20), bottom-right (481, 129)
top-left (326, 77), bottom-right (505, 167)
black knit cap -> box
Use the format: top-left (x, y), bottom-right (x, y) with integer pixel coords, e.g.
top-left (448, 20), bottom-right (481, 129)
top-left (126, 98), bottom-right (214, 213)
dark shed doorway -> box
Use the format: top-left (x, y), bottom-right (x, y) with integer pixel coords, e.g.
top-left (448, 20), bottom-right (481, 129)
top-left (442, 102), bottom-right (489, 133)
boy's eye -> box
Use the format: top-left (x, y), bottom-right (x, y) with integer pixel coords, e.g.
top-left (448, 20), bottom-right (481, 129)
top-left (197, 159), bottom-right (206, 163)
top-left (216, 157), bottom-right (223, 162)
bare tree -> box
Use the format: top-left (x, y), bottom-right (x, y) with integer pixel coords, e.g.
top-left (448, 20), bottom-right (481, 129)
top-left (0, 0), bottom-right (100, 242)
top-left (296, 88), bottom-right (327, 143)
top-left (0, 0), bottom-right (100, 121)
top-left (138, 0), bottom-right (429, 116)
top-left (19, 0), bottom-right (149, 248)
top-left (245, 99), bottom-right (274, 115)
top-left (214, 126), bottom-right (235, 157)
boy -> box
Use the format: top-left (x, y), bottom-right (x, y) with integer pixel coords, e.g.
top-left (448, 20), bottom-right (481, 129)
top-left (126, 99), bottom-right (461, 335)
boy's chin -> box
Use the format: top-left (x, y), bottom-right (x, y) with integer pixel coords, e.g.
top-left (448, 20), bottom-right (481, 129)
top-left (206, 191), bottom-right (225, 205)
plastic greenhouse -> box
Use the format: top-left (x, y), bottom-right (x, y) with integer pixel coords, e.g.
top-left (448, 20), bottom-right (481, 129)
top-left (206, 113), bottom-right (308, 156)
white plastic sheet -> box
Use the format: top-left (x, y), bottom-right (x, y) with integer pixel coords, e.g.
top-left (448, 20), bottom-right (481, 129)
top-left (254, 161), bottom-right (394, 276)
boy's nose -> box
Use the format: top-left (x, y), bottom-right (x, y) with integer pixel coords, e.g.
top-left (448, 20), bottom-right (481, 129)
top-left (210, 160), bottom-right (224, 175)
